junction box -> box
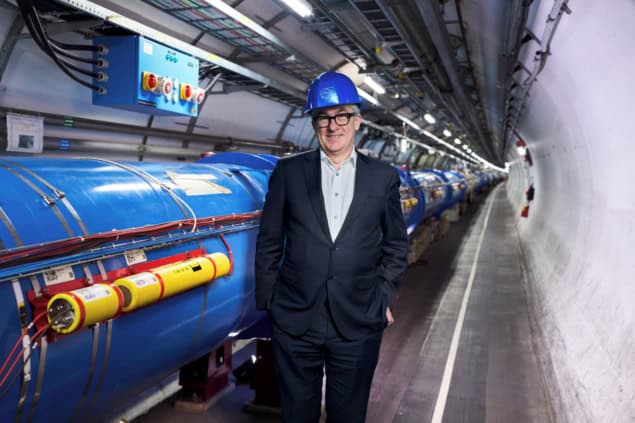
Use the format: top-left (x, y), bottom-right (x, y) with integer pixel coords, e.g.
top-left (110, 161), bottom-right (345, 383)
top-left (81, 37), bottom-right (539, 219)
top-left (93, 35), bottom-right (201, 117)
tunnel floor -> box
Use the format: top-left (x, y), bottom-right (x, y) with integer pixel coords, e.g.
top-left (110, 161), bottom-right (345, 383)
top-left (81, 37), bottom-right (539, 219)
top-left (129, 185), bottom-right (553, 423)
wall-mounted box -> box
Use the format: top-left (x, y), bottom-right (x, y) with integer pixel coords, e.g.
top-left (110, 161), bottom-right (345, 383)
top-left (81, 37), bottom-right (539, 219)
top-left (93, 36), bottom-right (201, 117)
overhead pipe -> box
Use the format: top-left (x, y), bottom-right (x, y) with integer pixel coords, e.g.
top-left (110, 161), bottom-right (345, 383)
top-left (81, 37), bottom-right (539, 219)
top-left (0, 107), bottom-right (296, 154)
top-left (413, 0), bottom-right (498, 162)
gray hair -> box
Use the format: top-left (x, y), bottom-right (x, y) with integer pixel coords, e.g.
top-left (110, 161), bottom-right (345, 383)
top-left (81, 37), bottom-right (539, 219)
top-left (311, 104), bottom-right (360, 119)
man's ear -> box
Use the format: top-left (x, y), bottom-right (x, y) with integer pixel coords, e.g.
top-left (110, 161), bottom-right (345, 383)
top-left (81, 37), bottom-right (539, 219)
top-left (354, 114), bottom-right (362, 130)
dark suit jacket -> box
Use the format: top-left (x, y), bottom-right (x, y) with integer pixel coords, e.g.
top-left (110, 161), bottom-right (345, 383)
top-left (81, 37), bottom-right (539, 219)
top-left (255, 149), bottom-right (408, 340)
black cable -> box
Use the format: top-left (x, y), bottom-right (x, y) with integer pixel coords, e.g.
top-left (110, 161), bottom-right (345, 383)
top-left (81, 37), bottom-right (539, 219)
top-left (58, 57), bottom-right (101, 78)
top-left (26, 1), bottom-right (101, 86)
top-left (19, 2), bottom-right (102, 74)
top-left (49, 40), bottom-right (100, 65)
top-left (47, 37), bottom-right (100, 52)
top-left (17, 0), bottom-right (103, 91)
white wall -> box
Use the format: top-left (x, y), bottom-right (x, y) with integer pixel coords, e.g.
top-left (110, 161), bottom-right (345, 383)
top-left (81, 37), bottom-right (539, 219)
top-left (506, 1), bottom-right (635, 422)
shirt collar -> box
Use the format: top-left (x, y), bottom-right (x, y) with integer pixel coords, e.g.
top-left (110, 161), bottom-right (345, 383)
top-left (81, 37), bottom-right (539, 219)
top-left (320, 148), bottom-right (357, 168)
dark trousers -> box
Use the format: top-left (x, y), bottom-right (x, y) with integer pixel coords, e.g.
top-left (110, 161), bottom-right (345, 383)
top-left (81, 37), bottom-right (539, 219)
top-left (271, 304), bottom-right (383, 423)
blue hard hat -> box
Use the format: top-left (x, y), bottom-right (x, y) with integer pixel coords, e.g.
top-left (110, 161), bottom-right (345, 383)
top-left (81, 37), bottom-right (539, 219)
top-left (304, 71), bottom-right (363, 114)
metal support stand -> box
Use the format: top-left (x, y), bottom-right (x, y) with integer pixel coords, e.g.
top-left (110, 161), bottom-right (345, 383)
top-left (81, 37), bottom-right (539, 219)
top-left (175, 341), bottom-right (233, 412)
top-left (243, 339), bottom-right (281, 415)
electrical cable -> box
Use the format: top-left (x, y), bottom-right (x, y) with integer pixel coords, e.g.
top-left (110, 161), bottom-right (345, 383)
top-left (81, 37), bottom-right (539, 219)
top-left (0, 322), bottom-right (51, 387)
top-left (16, 0), bottom-right (102, 91)
top-left (0, 312), bottom-right (47, 378)
top-left (47, 37), bottom-right (100, 52)
top-left (0, 324), bottom-right (49, 398)
top-left (49, 41), bottom-right (101, 65)
top-left (0, 211), bottom-right (262, 267)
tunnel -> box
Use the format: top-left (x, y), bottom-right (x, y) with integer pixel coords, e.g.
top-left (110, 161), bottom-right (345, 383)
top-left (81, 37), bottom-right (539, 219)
top-left (0, 1), bottom-right (633, 422)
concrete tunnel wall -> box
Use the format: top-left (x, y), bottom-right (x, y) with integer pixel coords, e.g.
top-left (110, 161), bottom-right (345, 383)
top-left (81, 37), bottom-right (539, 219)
top-left (506, 1), bottom-right (635, 422)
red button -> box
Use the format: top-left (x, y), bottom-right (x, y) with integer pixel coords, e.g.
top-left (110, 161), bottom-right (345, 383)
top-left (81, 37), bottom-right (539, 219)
top-left (147, 73), bottom-right (157, 89)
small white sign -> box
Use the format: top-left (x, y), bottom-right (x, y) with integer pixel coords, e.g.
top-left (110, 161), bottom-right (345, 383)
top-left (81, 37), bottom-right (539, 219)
top-left (6, 113), bottom-right (43, 153)
top-left (43, 265), bottom-right (76, 285)
top-left (124, 249), bottom-right (147, 265)
top-left (143, 41), bottom-right (153, 55)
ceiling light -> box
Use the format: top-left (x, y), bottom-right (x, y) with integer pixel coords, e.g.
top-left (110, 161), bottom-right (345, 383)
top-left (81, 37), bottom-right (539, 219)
top-left (357, 88), bottom-right (379, 106)
top-left (423, 113), bottom-right (436, 124)
top-left (454, 138), bottom-right (461, 145)
top-left (443, 129), bottom-right (451, 137)
top-left (364, 76), bottom-right (386, 94)
top-left (281, 0), bottom-right (312, 17)
top-left (462, 145), bottom-right (468, 150)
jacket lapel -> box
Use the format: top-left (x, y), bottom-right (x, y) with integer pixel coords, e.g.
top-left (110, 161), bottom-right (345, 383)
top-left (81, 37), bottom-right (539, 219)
top-left (303, 150), bottom-right (331, 241)
top-left (337, 151), bottom-right (370, 241)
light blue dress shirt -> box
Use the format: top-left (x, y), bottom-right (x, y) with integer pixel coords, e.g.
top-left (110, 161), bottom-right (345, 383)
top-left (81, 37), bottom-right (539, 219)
top-left (320, 149), bottom-right (357, 241)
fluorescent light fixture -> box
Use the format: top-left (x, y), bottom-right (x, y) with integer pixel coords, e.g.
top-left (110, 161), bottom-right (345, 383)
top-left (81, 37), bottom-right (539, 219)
top-left (423, 113), bottom-right (436, 124)
top-left (281, 0), bottom-right (312, 17)
top-left (454, 138), bottom-right (461, 145)
top-left (443, 129), bottom-right (451, 137)
top-left (357, 88), bottom-right (379, 106)
top-left (364, 76), bottom-right (386, 94)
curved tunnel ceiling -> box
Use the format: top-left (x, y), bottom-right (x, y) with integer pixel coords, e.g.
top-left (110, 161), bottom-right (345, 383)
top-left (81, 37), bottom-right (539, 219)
top-left (4, 0), bottom-right (542, 167)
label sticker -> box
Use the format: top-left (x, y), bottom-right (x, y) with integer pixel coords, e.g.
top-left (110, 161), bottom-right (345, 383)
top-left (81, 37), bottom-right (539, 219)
top-left (124, 249), bottom-right (148, 266)
top-left (129, 273), bottom-right (158, 288)
top-left (43, 266), bottom-right (76, 285)
top-left (143, 41), bottom-right (153, 55)
top-left (75, 285), bottom-right (111, 302)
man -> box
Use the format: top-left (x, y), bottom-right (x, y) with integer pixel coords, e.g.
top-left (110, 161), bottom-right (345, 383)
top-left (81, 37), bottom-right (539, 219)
top-left (255, 71), bottom-right (408, 423)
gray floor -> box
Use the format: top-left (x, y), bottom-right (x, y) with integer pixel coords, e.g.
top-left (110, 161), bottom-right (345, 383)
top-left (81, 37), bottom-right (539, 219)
top-left (131, 186), bottom-right (553, 423)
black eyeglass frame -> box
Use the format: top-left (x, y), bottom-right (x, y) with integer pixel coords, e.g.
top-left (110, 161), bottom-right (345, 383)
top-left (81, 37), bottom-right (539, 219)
top-left (312, 112), bottom-right (358, 128)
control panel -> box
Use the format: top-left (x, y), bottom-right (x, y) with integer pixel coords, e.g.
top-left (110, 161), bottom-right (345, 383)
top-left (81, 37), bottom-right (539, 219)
top-left (92, 36), bottom-right (202, 117)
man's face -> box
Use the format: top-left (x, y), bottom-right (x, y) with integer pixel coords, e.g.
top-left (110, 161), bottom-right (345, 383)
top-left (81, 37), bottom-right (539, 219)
top-left (313, 105), bottom-right (361, 159)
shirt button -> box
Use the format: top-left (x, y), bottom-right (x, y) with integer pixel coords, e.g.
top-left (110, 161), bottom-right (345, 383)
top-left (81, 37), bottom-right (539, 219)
top-left (334, 193), bottom-right (339, 197)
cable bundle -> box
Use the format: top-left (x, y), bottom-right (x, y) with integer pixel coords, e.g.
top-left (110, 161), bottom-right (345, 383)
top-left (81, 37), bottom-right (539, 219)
top-left (0, 211), bottom-right (261, 268)
top-left (0, 312), bottom-right (49, 397)
top-left (16, 0), bottom-right (106, 91)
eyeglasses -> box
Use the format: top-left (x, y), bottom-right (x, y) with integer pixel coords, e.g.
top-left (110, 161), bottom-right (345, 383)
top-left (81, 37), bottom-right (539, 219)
top-left (313, 112), bottom-right (357, 128)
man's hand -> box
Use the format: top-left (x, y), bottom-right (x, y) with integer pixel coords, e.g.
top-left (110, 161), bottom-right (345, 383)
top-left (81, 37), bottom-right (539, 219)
top-left (386, 307), bottom-right (394, 326)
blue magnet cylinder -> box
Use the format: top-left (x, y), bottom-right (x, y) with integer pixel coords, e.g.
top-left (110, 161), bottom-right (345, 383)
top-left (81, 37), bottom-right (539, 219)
top-left (0, 154), bottom-right (274, 422)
